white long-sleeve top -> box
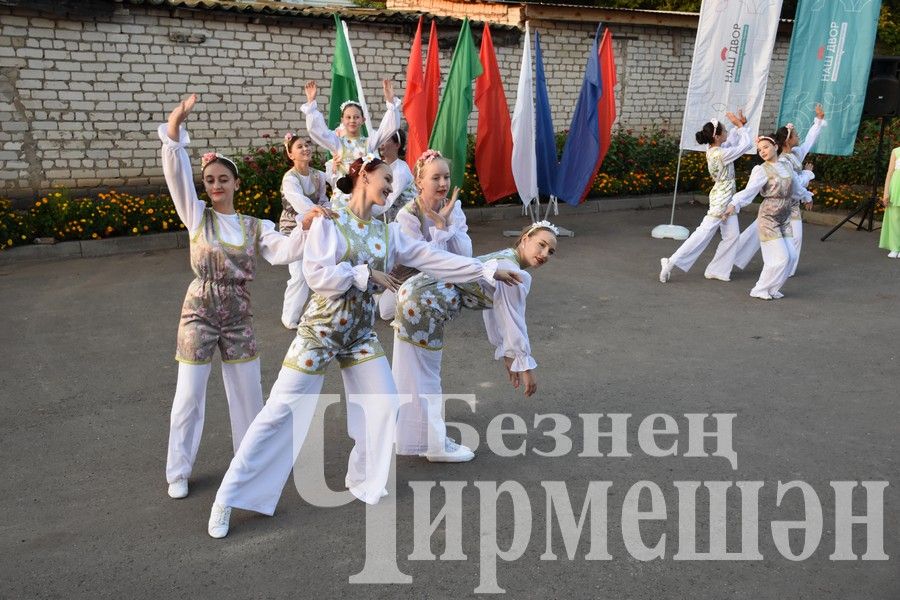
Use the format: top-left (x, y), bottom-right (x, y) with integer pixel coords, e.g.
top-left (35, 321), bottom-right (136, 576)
top-left (728, 161), bottom-right (813, 212)
top-left (301, 216), bottom-right (499, 302)
top-left (710, 125), bottom-right (753, 177)
top-left (301, 98), bottom-right (402, 184)
top-left (481, 255), bottom-right (535, 372)
top-left (780, 117), bottom-right (826, 189)
top-left (282, 168), bottom-right (329, 215)
top-left (157, 123), bottom-right (306, 266)
top-left (393, 200), bottom-right (473, 257)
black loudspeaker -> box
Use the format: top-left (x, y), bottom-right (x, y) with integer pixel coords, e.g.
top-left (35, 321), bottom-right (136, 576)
top-left (863, 57), bottom-right (900, 117)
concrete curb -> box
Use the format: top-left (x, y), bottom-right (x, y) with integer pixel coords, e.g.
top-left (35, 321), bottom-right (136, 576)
top-left (0, 191), bottom-right (734, 266)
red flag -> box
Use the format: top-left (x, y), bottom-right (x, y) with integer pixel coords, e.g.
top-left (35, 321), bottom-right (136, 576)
top-left (424, 20), bottom-right (442, 136)
top-left (474, 23), bottom-right (517, 203)
top-left (403, 16), bottom-right (427, 171)
top-left (578, 27), bottom-right (617, 203)
top-left (597, 28), bottom-right (617, 170)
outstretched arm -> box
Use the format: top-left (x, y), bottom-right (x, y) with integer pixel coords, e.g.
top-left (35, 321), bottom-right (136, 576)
top-left (159, 93), bottom-right (204, 231)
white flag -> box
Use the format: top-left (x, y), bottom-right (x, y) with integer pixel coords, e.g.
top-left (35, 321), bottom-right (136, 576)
top-left (679, 0), bottom-right (784, 152)
top-left (511, 22), bottom-right (538, 207)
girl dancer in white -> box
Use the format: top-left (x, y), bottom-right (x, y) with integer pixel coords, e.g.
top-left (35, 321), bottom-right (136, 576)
top-left (302, 79), bottom-right (401, 208)
top-left (393, 221), bottom-right (558, 462)
top-left (733, 104), bottom-right (825, 275)
top-left (373, 129), bottom-right (417, 222)
top-left (378, 150), bottom-right (470, 321)
top-left (279, 134), bottom-right (331, 330)
top-left (208, 156), bottom-right (522, 538)
top-left (161, 95), bottom-right (326, 500)
top-left (660, 110), bottom-right (751, 283)
top-left (722, 134), bottom-right (812, 300)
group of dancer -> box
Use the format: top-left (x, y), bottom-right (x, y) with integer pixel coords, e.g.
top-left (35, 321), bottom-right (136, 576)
top-left (158, 84), bottom-right (559, 539)
top-left (660, 104), bottom-right (826, 300)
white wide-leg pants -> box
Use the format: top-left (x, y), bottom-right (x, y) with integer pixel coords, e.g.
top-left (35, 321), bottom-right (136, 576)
top-left (281, 260), bottom-right (310, 329)
top-left (214, 357), bottom-right (400, 515)
top-left (668, 215), bottom-right (740, 279)
top-left (788, 218), bottom-right (803, 277)
top-left (734, 220), bottom-right (761, 270)
top-left (166, 358), bottom-right (264, 484)
top-left (393, 334), bottom-right (447, 455)
top-left (750, 237), bottom-right (798, 298)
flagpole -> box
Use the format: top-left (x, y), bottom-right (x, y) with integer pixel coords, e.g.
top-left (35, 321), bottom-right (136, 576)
top-left (342, 20), bottom-right (372, 132)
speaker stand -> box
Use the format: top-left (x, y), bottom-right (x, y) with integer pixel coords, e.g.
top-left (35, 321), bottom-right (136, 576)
top-left (821, 116), bottom-right (888, 241)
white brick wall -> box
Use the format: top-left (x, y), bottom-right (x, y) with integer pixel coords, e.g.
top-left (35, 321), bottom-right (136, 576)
top-left (0, 4), bottom-right (789, 198)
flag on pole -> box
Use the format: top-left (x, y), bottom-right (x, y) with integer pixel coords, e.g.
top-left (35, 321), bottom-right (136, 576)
top-left (428, 18), bottom-right (483, 190)
top-left (778, 0), bottom-right (882, 156)
top-left (597, 28), bottom-right (617, 175)
top-left (555, 25), bottom-right (603, 205)
top-left (475, 23), bottom-right (517, 202)
top-left (328, 16), bottom-right (369, 136)
top-left (534, 30), bottom-right (559, 198)
top-left (425, 21), bottom-right (442, 135)
top-left (678, 0), bottom-right (783, 152)
top-left (511, 22), bottom-right (538, 208)
top-left (404, 16), bottom-right (427, 170)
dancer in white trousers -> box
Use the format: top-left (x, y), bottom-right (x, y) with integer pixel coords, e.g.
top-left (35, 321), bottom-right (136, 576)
top-left (394, 221), bottom-right (558, 462)
top-left (378, 149), bottom-right (471, 321)
top-left (734, 104), bottom-right (825, 275)
top-left (279, 134), bottom-right (330, 329)
top-left (161, 95), bottom-right (326, 500)
top-left (723, 134), bottom-right (812, 300)
top-left (302, 79), bottom-right (401, 209)
top-left (208, 156), bottom-right (523, 538)
top-left (660, 110), bottom-right (751, 283)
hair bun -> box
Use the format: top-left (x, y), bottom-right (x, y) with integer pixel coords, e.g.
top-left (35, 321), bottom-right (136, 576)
top-left (335, 176), bottom-right (354, 194)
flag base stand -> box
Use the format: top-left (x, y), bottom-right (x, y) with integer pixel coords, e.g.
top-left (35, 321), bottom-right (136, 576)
top-left (503, 195), bottom-right (575, 237)
top-left (651, 224), bottom-right (689, 240)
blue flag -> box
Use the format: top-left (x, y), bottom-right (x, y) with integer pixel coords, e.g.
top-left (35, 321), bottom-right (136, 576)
top-left (556, 25), bottom-right (603, 205)
top-left (778, 0), bottom-right (882, 156)
top-left (535, 31), bottom-right (559, 198)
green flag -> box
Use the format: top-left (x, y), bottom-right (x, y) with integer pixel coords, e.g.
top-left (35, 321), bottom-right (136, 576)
top-left (329, 15), bottom-right (368, 135)
top-left (428, 18), bottom-right (483, 189)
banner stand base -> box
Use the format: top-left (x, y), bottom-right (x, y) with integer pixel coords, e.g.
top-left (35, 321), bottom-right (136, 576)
top-left (651, 224), bottom-right (690, 240)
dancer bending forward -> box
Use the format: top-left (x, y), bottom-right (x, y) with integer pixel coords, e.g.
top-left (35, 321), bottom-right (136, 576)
top-left (393, 221), bottom-right (558, 462)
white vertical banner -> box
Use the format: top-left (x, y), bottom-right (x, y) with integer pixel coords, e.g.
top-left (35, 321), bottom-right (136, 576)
top-left (511, 22), bottom-right (538, 208)
top-left (679, 0), bottom-right (784, 152)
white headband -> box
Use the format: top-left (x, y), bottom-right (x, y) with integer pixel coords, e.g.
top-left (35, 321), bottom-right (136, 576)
top-left (526, 220), bottom-right (560, 236)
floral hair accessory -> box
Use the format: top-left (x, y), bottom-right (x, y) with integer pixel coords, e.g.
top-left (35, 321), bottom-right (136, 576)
top-left (785, 123), bottom-right (795, 132)
top-left (710, 118), bottom-right (719, 130)
top-left (360, 152), bottom-right (378, 169)
top-left (526, 220), bottom-right (560, 236)
top-left (756, 135), bottom-right (776, 145)
top-left (201, 151), bottom-right (238, 172)
top-left (283, 132), bottom-right (297, 150)
top-left (340, 99), bottom-right (363, 113)
top-left (417, 149), bottom-right (443, 164)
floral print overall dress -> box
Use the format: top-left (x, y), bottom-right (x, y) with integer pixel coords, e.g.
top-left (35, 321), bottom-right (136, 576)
top-left (757, 163), bottom-right (794, 243)
top-left (282, 207), bottom-right (390, 374)
top-left (176, 209), bottom-right (261, 364)
top-left (392, 248), bottom-right (519, 351)
top-left (279, 169), bottom-right (324, 234)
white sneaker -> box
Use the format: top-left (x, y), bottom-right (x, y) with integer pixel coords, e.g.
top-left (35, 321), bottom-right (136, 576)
top-left (208, 503), bottom-right (232, 539)
top-left (281, 319), bottom-right (298, 330)
top-left (749, 291), bottom-right (772, 300)
top-left (659, 258), bottom-right (672, 283)
top-left (771, 291), bottom-right (784, 299)
top-left (425, 439), bottom-right (475, 463)
top-left (704, 273), bottom-right (731, 282)
top-left (889, 251), bottom-right (899, 258)
top-left (167, 478), bottom-right (188, 499)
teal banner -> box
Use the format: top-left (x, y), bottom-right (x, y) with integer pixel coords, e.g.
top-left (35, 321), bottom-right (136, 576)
top-left (778, 0), bottom-right (882, 156)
